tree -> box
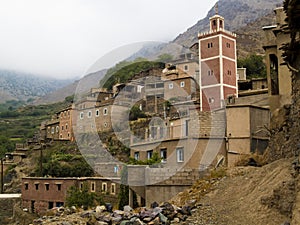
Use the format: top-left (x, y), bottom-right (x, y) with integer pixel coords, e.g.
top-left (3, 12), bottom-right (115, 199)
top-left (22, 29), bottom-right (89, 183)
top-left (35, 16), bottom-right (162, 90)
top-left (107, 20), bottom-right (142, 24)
top-left (66, 182), bottom-right (103, 209)
top-left (237, 54), bottom-right (266, 79)
top-left (129, 105), bottom-right (146, 121)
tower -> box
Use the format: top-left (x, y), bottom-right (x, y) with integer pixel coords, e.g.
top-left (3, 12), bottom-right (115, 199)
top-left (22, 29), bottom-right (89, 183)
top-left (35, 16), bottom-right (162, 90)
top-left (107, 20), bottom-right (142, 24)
top-left (198, 11), bottom-right (238, 111)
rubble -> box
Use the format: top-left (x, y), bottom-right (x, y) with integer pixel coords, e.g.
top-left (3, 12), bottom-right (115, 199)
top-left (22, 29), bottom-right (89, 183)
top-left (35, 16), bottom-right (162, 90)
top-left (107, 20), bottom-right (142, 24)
top-left (31, 201), bottom-right (199, 225)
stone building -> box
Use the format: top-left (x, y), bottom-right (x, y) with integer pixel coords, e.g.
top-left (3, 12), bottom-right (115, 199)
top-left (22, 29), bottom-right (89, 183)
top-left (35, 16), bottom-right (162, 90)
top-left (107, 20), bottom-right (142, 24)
top-left (22, 177), bottom-right (120, 214)
top-left (58, 105), bottom-right (75, 141)
top-left (263, 6), bottom-right (291, 113)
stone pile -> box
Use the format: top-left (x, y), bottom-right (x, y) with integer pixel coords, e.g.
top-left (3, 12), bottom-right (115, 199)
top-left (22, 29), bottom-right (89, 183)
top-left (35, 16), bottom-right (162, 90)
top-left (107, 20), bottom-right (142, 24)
top-left (31, 200), bottom-right (199, 225)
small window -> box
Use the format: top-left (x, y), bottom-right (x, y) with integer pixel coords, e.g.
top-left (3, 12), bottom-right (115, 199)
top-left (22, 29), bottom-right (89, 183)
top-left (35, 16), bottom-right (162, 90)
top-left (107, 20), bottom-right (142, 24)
top-left (210, 43), bottom-right (213, 48)
top-left (95, 109), bottom-right (100, 117)
top-left (61, 125), bottom-right (64, 131)
top-left (184, 65), bottom-right (188, 71)
top-left (111, 183), bottom-right (116, 195)
top-left (134, 152), bottom-right (140, 160)
top-left (102, 183), bottom-right (107, 192)
top-left (208, 70), bottom-right (214, 76)
top-left (180, 81), bottom-right (185, 87)
top-left (227, 70), bottom-right (231, 75)
top-left (80, 183), bottom-right (83, 190)
top-left (35, 183), bottom-right (39, 190)
top-left (114, 166), bottom-right (119, 173)
top-left (45, 183), bottom-right (49, 191)
top-left (91, 182), bottom-right (96, 192)
top-left (147, 150), bottom-right (153, 160)
top-left (88, 111), bottom-right (92, 118)
top-left (65, 123), bottom-right (68, 130)
top-left (51, 127), bottom-right (54, 134)
top-left (209, 97), bottom-right (215, 104)
top-left (169, 83), bottom-right (173, 89)
top-left (104, 122), bottom-right (108, 128)
top-left (67, 133), bottom-right (70, 137)
top-left (160, 149), bottom-right (167, 162)
top-left (103, 108), bottom-right (108, 115)
top-left (176, 147), bottom-right (184, 162)
top-left (226, 43), bottom-right (231, 48)
top-left (57, 184), bottom-right (61, 191)
top-left (56, 126), bottom-right (59, 133)
top-left (80, 112), bottom-right (84, 119)
top-left (25, 183), bottom-right (29, 190)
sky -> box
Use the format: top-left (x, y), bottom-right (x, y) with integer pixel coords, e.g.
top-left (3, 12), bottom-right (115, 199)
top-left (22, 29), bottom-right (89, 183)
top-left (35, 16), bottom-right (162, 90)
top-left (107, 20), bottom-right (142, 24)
top-left (0, 0), bottom-right (218, 79)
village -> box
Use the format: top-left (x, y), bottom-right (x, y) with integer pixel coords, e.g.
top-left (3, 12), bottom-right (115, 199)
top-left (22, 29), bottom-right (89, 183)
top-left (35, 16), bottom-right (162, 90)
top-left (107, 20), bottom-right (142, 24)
top-left (0, 4), bottom-right (294, 224)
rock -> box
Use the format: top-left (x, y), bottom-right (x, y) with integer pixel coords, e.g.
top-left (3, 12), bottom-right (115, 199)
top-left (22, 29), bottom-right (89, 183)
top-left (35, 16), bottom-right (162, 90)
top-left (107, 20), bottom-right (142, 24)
top-left (96, 205), bottom-right (106, 213)
top-left (159, 213), bottom-right (168, 224)
top-left (150, 202), bottom-right (159, 208)
top-left (172, 217), bottom-right (180, 223)
top-left (148, 217), bottom-right (160, 225)
top-left (120, 220), bottom-right (130, 225)
top-left (124, 205), bottom-right (133, 212)
top-left (142, 217), bottom-right (152, 222)
top-left (95, 222), bottom-right (109, 225)
top-left (81, 210), bottom-right (94, 218)
top-left (105, 203), bottom-right (113, 212)
top-left (185, 199), bottom-right (197, 208)
top-left (179, 205), bottom-right (191, 215)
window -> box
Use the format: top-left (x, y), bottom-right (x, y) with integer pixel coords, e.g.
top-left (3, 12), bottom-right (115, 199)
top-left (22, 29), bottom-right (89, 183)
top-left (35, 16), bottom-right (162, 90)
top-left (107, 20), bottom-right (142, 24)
top-left (45, 183), bottom-right (49, 191)
top-left (134, 152), bottom-right (140, 160)
top-left (80, 112), bottom-right (84, 119)
top-left (56, 126), bottom-right (59, 133)
top-left (226, 42), bottom-right (231, 48)
top-left (88, 111), bottom-right (92, 118)
top-left (103, 108), bottom-right (108, 115)
top-left (114, 166), bottom-right (119, 173)
top-left (65, 123), bottom-right (68, 130)
top-left (169, 83), bottom-right (173, 89)
top-left (227, 70), bottom-right (232, 75)
top-left (51, 127), bottom-right (54, 134)
top-left (184, 65), bottom-right (188, 71)
top-left (35, 183), bottom-right (39, 190)
top-left (176, 147), bottom-right (184, 162)
top-left (160, 149), bottom-right (167, 162)
top-left (209, 97), bottom-right (215, 104)
top-left (111, 183), bottom-right (116, 195)
top-left (147, 150), bottom-right (153, 160)
top-left (95, 109), bottom-right (100, 117)
top-left (80, 183), bottom-right (83, 190)
top-left (104, 122), bottom-right (108, 128)
top-left (180, 81), bottom-right (185, 87)
top-left (102, 183), bottom-right (107, 192)
top-left (208, 42), bottom-right (213, 48)
top-left (48, 202), bottom-right (54, 209)
top-left (208, 70), bottom-right (214, 76)
top-left (57, 184), bottom-right (61, 191)
top-left (25, 183), bottom-right (29, 190)
top-left (91, 182), bottom-right (96, 192)
top-left (61, 125), bottom-right (64, 131)
top-left (67, 133), bottom-right (70, 137)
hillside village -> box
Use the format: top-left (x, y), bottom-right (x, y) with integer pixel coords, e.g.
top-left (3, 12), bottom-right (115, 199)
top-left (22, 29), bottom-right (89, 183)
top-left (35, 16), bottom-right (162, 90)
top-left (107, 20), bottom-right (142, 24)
top-left (1, 1), bottom-right (300, 225)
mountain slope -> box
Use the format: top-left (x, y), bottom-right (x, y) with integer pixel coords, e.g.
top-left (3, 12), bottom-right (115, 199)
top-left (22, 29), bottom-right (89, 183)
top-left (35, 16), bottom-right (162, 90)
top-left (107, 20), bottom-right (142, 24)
top-left (172, 0), bottom-right (282, 49)
top-left (0, 70), bottom-right (73, 103)
top-left (33, 69), bottom-right (107, 105)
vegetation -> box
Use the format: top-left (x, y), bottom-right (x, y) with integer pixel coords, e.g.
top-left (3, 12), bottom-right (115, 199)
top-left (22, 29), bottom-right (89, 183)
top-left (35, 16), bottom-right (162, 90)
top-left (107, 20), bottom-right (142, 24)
top-left (34, 142), bottom-right (94, 177)
top-left (128, 152), bottom-right (162, 165)
top-left (100, 59), bottom-right (164, 90)
top-left (237, 54), bottom-right (266, 79)
top-left (66, 182), bottom-right (104, 209)
top-left (129, 105), bottom-right (146, 121)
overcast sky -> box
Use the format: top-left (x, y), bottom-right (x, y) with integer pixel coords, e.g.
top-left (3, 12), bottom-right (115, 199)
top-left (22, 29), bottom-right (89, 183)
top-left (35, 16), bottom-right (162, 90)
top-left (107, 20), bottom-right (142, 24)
top-left (0, 0), bottom-right (218, 79)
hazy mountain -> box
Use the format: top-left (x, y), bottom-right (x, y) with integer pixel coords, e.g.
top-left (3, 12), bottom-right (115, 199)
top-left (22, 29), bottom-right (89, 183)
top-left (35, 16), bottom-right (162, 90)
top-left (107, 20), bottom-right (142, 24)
top-left (0, 70), bottom-right (73, 103)
top-left (33, 69), bottom-right (107, 105)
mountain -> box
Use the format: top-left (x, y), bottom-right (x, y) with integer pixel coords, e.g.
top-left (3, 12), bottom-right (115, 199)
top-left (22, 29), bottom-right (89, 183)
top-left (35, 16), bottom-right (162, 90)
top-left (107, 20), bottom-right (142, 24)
top-left (0, 70), bottom-right (73, 104)
top-left (172, 0), bottom-right (282, 48)
top-left (33, 69), bottom-right (107, 105)
top-left (131, 0), bottom-right (282, 60)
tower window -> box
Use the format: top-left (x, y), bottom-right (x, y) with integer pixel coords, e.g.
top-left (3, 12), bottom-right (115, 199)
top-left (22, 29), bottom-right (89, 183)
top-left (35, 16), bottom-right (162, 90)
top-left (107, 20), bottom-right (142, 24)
top-left (209, 97), bottom-right (215, 104)
top-left (227, 70), bottom-right (232, 75)
top-left (208, 70), bottom-right (214, 76)
top-left (208, 42), bottom-right (213, 48)
top-left (226, 43), bottom-right (231, 48)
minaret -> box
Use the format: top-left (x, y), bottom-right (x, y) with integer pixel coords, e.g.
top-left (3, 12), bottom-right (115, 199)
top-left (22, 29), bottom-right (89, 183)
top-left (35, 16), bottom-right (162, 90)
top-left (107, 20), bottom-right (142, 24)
top-left (198, 3), bottom-right (238, 111)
